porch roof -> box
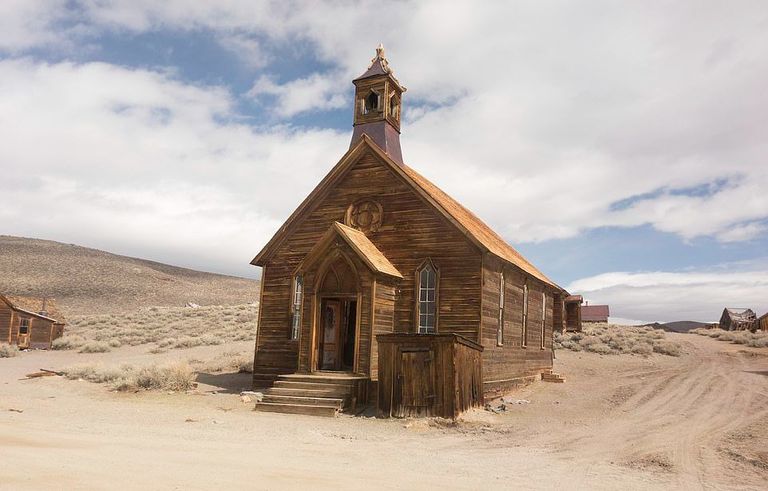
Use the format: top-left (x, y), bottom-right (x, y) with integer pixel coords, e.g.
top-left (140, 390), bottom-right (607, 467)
top-left (303, 222), bottom-right (403, 279)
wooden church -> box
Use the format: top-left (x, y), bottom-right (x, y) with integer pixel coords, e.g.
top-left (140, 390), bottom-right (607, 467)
top-left (251, 46), bottom-right (568, 417)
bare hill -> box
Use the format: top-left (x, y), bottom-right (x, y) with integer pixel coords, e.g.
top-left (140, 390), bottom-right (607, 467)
top-left (0, 236), bottom-right (259, 316)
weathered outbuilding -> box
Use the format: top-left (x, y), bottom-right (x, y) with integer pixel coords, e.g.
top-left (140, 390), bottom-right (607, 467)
top-left (564, 295), bottom-right (583, 332)
top-left (250, 47), bottom-right (566, 417)
top-left (757, 313), bottom-right (768, 332)
top-left (582, 304), bottom-right (610, 323)
top-left (719, 308), bottom-right (757, 331)
top-left (0, 294), bottom-right (65, 349)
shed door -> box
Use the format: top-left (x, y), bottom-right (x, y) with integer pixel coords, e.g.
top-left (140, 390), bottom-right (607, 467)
top-left (17, 318), bottom-right (30, 349)
top-left (397, 349), bottom-right (436, 416)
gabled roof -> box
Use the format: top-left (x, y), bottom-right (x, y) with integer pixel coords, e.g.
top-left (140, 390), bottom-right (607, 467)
top-left (252, 136), bottom-right (558, 289)
top-left (722, 308), bottom-right (756, 321)
top-left (0, 294), bottom-right (63, 323)
top-left (582, 305), bottom-right (610, 321)
top-left (300, 222), bottom-right (403, 279)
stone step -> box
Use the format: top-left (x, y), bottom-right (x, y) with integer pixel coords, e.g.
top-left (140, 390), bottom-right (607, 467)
top-left (262, 394), bottom-right (344, 408)
top-left (541, 373), bottom-right (566, 383)
top-left (253, 402), bottom-right (338, 417)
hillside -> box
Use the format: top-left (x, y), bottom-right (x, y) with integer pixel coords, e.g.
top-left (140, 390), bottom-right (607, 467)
top-left (0, 236), bottom-right (259, 316)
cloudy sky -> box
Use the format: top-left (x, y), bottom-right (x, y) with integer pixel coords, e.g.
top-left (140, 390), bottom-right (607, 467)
top-left (2, 1), bottom-right (767, 322)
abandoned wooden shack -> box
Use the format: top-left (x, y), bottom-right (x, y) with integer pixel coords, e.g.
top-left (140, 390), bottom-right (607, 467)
top-left (719, 308), bottom-right (757, 331)
top-left (581, 303), bottom-right (610, 323)
top-left (0, 294), bottom-right (65, 349)
top-left (757, 313), bottom-right (768, 332)
top-left (250, 46), bottom-right (567, 418)
top-left (564, 295), bottom-right (583, 332)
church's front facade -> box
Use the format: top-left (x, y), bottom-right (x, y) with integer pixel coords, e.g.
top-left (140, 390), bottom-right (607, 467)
top-left (251, 47), bottom-right (566, 412)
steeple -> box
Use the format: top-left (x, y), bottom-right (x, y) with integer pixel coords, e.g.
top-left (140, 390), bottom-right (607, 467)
top-left (350, 44), bottom-right (406, 163)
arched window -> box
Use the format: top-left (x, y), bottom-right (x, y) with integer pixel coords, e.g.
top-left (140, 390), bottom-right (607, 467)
top-left (389, 93), bottom-right (399, 120)
top-left (497, 272), bottom-right (505, 346)
top-left (363, 90), bottom-right (380, 114)
top-left (522, 283), bottom-right (529, 347)
top-left (290, 274), bottom-right (303, 340)
top-left (541, 292), bottom-right (547, 349)
top-left (417, 261), bottom-right (438, 333)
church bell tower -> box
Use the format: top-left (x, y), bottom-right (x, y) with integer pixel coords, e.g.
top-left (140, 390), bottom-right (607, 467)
top-left (350, 44), bottom-right (406, 163)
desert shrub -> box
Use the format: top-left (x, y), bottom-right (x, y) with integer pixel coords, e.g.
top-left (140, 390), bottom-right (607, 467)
top-left (78, 341), bottom-right (111, 353)
top-left (556, 323), bottom-right (680, 357)
top-left (52, 335), bottom-right (86, 350)
top-left (653, 340), bottom-right (681, 356)
top-left (0, 344), bottom-right (19, 358)
top-left (62, 361), bottom-right (196, 391)
top-left (108, 339), bottom-right (122, 348)
top-left (194, 351), bottom-right (254, 373)
top-left (747, 336), bottom-right (768, 348)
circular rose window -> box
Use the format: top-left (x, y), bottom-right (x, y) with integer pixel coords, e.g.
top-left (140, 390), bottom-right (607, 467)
top-left (346, 200), bottom-right (383, 232)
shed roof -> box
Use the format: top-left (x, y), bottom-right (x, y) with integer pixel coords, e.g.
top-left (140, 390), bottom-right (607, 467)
top-left (582, 305), bottom-right (610, 321)
top-left (252, 136), bottom-right (559, 290)
top-left (723, 308), bottom-right (756, 321)
top-left (565, 295), bottom-right (583, 303)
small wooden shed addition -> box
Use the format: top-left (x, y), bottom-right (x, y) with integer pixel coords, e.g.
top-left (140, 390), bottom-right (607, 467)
top-left (0, 294), bottom-right (65, 349)
top-left (250, 46), bottom-right (567, 417)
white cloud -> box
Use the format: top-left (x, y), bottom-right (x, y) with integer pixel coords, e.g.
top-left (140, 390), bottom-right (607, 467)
top-left (247, 73), bottom-right (347, 118)
top-left (1, 1), bottom-right (768, 283)
top-left (567, 266), bottom-right (768, 322)
top-left (0, 58), bottom-right (348, 276)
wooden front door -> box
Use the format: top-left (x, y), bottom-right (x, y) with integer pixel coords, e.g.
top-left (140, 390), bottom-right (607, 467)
top-left (320, 299), bottom-right (342, 370)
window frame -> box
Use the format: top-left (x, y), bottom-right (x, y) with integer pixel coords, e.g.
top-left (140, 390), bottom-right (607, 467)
top-left (19, 317), bottom-right (29, 335)
top-left (497, 271), bottom-right (505, 346)
top-left (522, 283), bottom-right (529, 348)
top-left (541, 291), bottom-right (547, 349)
top-left (415, 259), bottom-right (439, 334)
top-left (290, 273), bottom-right (303, 340)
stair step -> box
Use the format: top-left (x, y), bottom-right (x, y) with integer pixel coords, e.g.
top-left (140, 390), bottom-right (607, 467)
top-left (254, 402), bottom-right (338, 417)
top-left (262, 394), bottom-right (344, 408)
top-left (267, 386), bottom-right (350, 397)
top-left (273, 381), bottom-right (353, 393)
top-left (541, 373), bottom-right (566, 383)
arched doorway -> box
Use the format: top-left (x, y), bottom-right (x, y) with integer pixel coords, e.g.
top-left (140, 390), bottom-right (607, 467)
top-left (314, 254), bottom-right (359, 372)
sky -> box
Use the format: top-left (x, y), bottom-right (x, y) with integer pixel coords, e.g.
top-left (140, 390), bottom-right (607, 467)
top-left (1, 1), bottom-right (767, 323)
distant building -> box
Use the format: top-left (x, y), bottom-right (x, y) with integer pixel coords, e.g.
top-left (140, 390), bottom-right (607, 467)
top-left (719, 308), bottom-right (757, 331)
top-left (757, 312), bottom-right (768, 332)
top-left (0, 294), bottom-right (66, 349)
top-left (582, 303), bottom-right (610, 323)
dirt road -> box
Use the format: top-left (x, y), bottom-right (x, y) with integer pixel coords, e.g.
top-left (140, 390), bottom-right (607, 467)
top-left (1, 333), bottom-right (766, 490)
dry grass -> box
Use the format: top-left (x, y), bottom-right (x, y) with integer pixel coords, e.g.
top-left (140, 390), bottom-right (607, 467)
top-left (62, 361), bottom-right (197, 392)
top-left (190, 350), bottom-right (254, 374)
top-left (555, 323), bottom-right (682, 357)
top-left (53, 304), bottom-right (258, 352)
top-left (690, 327), bottom-right (768, 348)
top-left (0, 344), bottom-right (20, 358)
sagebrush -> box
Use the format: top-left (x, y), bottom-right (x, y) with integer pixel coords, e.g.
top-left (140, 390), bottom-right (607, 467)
top-left (555, 323), bottom-right (682, 356)
top-left (690, 327), bottom-right (768, 348)
top-left (62, 361), bottom-right (197, 391)
top-left (0, 344), bottom-right (20, 358)
top-left (53, 304), bottom-right (258, 352)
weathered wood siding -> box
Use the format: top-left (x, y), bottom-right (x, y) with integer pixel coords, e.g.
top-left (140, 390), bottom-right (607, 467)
top-left (377, 333), bottom-right (483, 419)
top-left (0, 302), bottom-right (11, 344)
top-left (370, 280), bottom-right (396, 381)
top-left (254, 150), bottom-right (482, 380)
top-left (480, 254), bottom-right (554, 397)
top-left (30, 318), bottom-right (55, 349)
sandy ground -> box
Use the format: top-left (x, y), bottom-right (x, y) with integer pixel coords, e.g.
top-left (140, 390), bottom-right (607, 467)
top-left (1, 333), bottom-right (767, 490)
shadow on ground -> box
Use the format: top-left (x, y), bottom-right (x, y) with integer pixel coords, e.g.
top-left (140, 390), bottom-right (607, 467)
top-left (195, 372), bottom-right (253, 394)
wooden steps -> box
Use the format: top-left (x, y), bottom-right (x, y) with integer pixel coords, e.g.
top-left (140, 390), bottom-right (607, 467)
top-left (253, 373), bottom-right (368, 417)
top-left (541, 369), bottom-right (566, 383)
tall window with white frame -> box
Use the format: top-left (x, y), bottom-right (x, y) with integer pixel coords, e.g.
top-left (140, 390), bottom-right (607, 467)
top-left (417, 262), bottom-right (437, 334)
top-left (541, 292), bottom-right (546, 349)
top-left (497, 272), bottom-right (505, 346)
top-left (522, 283), bottom-right (529, 347)
top-left (290, 274), bottom-right (303, 340)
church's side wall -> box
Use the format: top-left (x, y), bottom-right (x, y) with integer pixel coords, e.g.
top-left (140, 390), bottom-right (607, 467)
top-left (480, 254), bottom-right (555, 399)
top-left (252, 150), bottom-right (482, 382)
